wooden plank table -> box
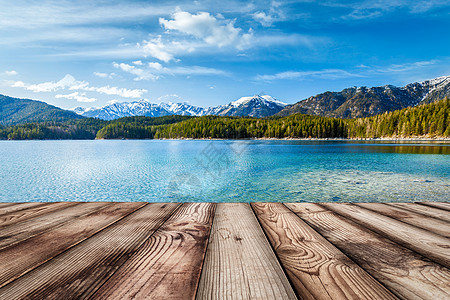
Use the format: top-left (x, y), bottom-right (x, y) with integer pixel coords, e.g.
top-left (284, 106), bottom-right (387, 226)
top-left (0, 201), bottom-right (448, 300)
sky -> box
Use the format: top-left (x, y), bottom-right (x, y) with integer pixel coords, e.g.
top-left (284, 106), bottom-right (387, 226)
top-left (1, 0), bottom-right (450, 109)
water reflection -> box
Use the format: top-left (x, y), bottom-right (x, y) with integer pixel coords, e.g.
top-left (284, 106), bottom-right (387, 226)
top-left (348, 145), bottom-right (450, 154)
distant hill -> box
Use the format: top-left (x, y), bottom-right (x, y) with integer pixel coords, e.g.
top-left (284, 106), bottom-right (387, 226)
top-left (0, 94), bottom-right (83, 125)
top-left (277, 75), bottom-right (450, 118)
top-left (73, 95), bottom-right (286, 120)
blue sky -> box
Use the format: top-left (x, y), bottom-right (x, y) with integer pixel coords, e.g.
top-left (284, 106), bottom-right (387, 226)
top-left (1, 0), bottom-right (449, 109)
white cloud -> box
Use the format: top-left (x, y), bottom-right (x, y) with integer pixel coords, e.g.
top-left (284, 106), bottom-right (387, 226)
top-left (159, 9), bottom-right (253, 48)
top-left (93, 72), bottom-right (108, 78)
top-left (140, 35), bottom-right (178, 62)
top-left (252, 1), bottom-right (286, 27)
top-left (168, 66), bottom-right (227, 76)
top-left (113, 62), bottom-right (159, 81)
top-left (4, 70), bottom-right (18, 76)
top-left (93, 71), bottom-right (115, 78)
top-left (326, 0), bottom-right (450, 20)
top-left (132, 60), bottom-right (143, 65)
top-left (252, 12), bottom-right (274, 26)
top-left (12, 74), bottom-right (86, 92)
top-left (256, 69), bottom-right (361, 81)
top-left (148, 62), bottom-right (163, 70)
top-left (374, 60), bottom-right (438, 73)
top-left (55, 92), bottom-right (97, 102)
top-left (113, 61), bottom-right (227, 81)
top-left (0, 1), bottom-right (179, 29)
top-left (85, 85), bottom-right (146, 98)
top-left (256, 60), bottom-right (445, 82)
top-left (11, 74), bottom-right (147, 98)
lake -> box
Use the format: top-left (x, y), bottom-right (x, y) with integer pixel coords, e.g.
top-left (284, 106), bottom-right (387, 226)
top-left (0, 140), bottom-right (449, 203)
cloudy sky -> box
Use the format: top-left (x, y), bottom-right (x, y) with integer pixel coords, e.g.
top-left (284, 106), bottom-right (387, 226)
top-left (1, 0), bottom-right (449, 109)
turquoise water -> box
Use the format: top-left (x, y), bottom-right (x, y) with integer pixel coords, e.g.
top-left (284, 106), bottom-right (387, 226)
top-left (0, 140), bottom-right (448, 203)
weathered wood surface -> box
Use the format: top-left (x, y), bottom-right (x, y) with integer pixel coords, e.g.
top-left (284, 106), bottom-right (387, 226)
top-left (0, 202), bottom-right (109, 250)
top-left (0, 203), bottom-right (178, 300)
top-left (355, 202), bottom-right (450, 237)
top-left (0, 202), bottom-right (77, 227)
top-left (92, 203), bottom-right (215, 300)
top-left (0, 202), bottom-right (46, 218)
top-left (0, 202), bottom-right (76, 227)
top-left (0, 201), bottom-right (448, 300)
top-left (0, 202), bottom-right (144, 288)
top-left (0, 203), bottom-right (19, 210)
top-left (323, 203), bottom-right (450, 268)
top-left (251, 202), bottom-right (397, 300)
top-left (286, 203), bottom-right (450, 300)
top-left (421, 202), bottom-right (450, 211)
top-left (390, 203), bottom-right (450, 222)
top-left (197, 203), bottom-right (297, 300)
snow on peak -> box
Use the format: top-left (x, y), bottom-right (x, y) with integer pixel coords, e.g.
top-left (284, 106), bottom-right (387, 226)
top-left (230, 94), bottom-right (287, 107)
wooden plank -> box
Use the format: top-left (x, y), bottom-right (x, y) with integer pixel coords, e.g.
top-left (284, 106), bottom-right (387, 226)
top-left (196, 203), bottom-right (297, 300)
top-left (0, 202), bottom-right (45, 216)
top-left (390, 203), bottom-right (450, 222)
top-left (0, 202), bottom-right (110, 250)
top-left (287, 203), bottom-right (450, 300)
top-left (92, 203), bottom-right (215, 300)
top-left (0, 203), bottom-right (16, 210)
top-left (0, 203), bottom-right (179, 300)
top-left (355, 203), bottom-right (450, 238)
top-left (0, 202), bottom-right (78, 227)
top-left (322, 203), bottom-right (450, 268)
top-left (420, 202), bottom-right (450, 212)
top-left (0, 202), bottom-right (144, 288)
top-left (251, 203), bottom-right (397, 300)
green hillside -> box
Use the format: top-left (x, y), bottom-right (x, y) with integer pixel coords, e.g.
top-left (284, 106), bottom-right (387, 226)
top-left (0, 94), bottom-right (83, 125)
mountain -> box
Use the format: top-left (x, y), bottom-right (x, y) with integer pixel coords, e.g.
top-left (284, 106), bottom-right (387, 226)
top-left (73, 95), bottom-right (286, 120)
top-left (0, 94), bottom-right (83, 125)
top-left (204, 95), bottom-right (286, 117)
top-left (73, 100), bottom-right (173, 120)
top-left (277, 75), bottom-right (450, 118)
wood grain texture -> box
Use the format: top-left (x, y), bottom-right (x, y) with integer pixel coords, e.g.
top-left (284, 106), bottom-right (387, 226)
top-left (0, 203), bottom-right (16, 210)
top-left (251, 203), bottom-right (397, 300)
top-left (0, 203), bottom-right (179, 300)
top-left (0, 202), bottom-right (77, 227)
top-left (390, 203), bottom-right (450, 222)
top-left (0, 202), bottom-right (144, 288)
top-left (355, 203), bottom-right (450, 238)
top-left (92, 203), bottom-right (215, 300)
top-left (286, 203), bottom-right (450, 300)
top-left (0, 202), bottom-right (46, 217)
top-left (196, 203), bottom-right (297, 300)
top-left (0, 202), bottom-right (109, 250)
top-left (323, 203), bottom-right (450, 268)
top-left (420, 202), bottom-right (450, 211)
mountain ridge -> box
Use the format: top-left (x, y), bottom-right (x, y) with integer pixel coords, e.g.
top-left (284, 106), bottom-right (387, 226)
top-left (73, 94), bottom-right (287, 120)
top-left (0, 94), bottom-right (83, 125)
top-left (277, 75), bottom-right (450, 118)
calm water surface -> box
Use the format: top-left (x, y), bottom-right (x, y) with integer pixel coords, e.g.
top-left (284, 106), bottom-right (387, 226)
top-left (0, 140), bottom-right (448, 203)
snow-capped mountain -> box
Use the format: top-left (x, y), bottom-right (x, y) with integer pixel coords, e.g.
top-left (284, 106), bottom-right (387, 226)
top-left (73, 99), bottom-right (174, 120)
top-left (159, 102), bottom-right (206, 116)
top-left (277, 75), bottom-right (450, 118)
top-left (204, 95), bottom-right (287, 117)
top-left (72, 95), bottom-right (287, 120)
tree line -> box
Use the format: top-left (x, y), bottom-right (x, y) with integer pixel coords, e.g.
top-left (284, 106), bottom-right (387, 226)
top-left (1, 98), bottom-right (448, 140)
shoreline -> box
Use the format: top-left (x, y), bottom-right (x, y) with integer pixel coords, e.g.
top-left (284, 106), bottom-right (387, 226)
top-left (2, 136), bottom-right (450, 142)
top-left (153, 136), bottom-right (450, 142)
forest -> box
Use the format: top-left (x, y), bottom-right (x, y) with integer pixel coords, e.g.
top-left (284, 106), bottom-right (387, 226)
top-left (1, 98), bottom-right (448, 140)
